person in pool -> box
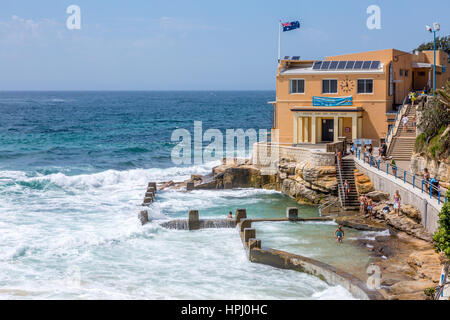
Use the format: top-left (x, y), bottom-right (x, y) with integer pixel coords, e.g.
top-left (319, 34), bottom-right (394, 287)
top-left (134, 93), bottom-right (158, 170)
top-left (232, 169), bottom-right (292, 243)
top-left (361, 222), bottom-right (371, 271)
top-left (335, 225), bottom-right (345, 243)
top-left (227, 211), bottom-right (233, 219)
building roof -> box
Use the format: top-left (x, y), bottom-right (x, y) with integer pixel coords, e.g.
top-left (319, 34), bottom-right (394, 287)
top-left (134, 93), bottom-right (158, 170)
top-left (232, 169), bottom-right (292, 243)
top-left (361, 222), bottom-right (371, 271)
top-left (280, 64), bottom-right (384, 75)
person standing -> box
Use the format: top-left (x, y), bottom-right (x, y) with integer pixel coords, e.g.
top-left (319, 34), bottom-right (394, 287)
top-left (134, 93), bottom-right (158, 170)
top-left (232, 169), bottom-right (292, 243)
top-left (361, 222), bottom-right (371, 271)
top-left (411, 91), bottom-right (417, 106)
top-left (423, 168), bottom-right (431, 194)
top-left (337, 149), bottom-right (342, 167)
top-left (393, 191), bottom-right (401, 215)
top-left (335, 225), bottom-right (345, 243)
top-left (359, 195), bottom-right (366, 216)
top-left (402, 115), bottom-right (409, 129)
top-left (367, 198), bottom-right (374, 218)
top-left (344, 180), bottom-right (350, 199)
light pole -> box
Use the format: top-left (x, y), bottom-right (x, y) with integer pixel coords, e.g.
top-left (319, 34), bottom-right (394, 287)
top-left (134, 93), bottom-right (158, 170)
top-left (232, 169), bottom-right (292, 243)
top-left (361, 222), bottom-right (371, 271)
top-left (426, 22), bottom-right (440, 95)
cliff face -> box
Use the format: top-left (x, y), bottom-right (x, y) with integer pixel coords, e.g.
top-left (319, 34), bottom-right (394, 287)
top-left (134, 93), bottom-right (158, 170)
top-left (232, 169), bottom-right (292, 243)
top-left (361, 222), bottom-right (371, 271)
top-left (277, 159), bottom-right (337, 204)
top-left (410, 153), bottom-right (450, 188)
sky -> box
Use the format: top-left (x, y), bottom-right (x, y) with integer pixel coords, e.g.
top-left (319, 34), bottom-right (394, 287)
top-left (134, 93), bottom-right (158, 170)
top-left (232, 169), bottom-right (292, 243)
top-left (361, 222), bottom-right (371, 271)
top-left (0, 0), bottom-right (449, 90)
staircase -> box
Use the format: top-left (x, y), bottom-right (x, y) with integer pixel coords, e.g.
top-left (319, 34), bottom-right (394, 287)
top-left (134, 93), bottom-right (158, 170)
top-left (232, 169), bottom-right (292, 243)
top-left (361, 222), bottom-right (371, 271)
top-left (387, 104), bottom-right (417, 161)
top-left (336, 157), bottom-right (359, 210)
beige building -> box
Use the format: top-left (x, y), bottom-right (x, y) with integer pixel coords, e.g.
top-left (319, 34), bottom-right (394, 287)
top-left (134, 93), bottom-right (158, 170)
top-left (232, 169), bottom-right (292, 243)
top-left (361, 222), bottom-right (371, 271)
top-left (270, 48), bottom-right (449, 146)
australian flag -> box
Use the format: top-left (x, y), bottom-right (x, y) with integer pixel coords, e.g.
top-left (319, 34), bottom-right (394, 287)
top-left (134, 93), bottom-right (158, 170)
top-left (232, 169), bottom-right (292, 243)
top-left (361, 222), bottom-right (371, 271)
top-left (282, 21), bottom-right (300, 32)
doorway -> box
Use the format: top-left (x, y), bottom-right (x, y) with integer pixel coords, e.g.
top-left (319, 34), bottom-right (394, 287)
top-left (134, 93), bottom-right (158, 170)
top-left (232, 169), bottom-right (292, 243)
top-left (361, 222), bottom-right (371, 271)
top-left (321, 119), bottom-right (334, 142)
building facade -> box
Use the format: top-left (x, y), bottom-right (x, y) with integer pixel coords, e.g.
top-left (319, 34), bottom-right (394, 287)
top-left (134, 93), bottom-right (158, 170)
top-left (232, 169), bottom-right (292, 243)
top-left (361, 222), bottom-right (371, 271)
top-left (271, 48), bottom-right (449, 146)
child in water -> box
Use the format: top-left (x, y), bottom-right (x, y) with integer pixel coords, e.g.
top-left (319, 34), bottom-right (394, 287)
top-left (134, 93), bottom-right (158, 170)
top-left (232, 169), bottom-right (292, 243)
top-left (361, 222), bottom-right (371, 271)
top-left (335, 225), bottom-right (345, 243)
top-left (227, 211), bottom-right (233, 219)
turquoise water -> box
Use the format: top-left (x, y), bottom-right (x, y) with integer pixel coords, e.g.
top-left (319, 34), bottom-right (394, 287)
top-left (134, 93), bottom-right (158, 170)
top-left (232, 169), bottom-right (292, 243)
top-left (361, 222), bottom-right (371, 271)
top-left (255, 221), bottom-right (388, 279)
top-left (0, 91), bottom-right (361, 299)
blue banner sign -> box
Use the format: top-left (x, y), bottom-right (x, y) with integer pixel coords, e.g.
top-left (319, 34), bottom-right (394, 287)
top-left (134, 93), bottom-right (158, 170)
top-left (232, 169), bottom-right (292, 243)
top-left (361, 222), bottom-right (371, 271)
top-left (313, 96), bottom-right (352, 106)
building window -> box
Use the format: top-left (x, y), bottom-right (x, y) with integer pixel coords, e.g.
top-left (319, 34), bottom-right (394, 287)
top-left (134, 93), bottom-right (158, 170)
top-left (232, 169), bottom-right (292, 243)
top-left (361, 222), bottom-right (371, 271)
top-left (405, 70), bottom-right (409, 77)
top-left (290, 79), bottom-right (305, 94)
top-left (322, 79), bottom-right (337, 94)
top-left (357, 79), bottom-right (373, 94)
top-left (399, 69), bottom-right (404, 76)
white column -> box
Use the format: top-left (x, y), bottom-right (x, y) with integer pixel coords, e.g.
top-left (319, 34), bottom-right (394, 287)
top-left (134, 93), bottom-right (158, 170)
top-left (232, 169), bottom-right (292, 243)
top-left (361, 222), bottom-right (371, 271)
top-left (357, 117), bottom-right (363, 138)
top-left (339, 117), bottom-right (343, 136)
top-left (298, 117), bottom-right (303, 143)
top-left (333, 116), bottom-right (339, 142)
top-left (311, 115), bottom-right (316, 144)
top-left (304, 117), bottom-right (309, 142)
top-left (352, 114), bottom-right (357, 140)
top-left (293, 114), bottom-right (298, 143)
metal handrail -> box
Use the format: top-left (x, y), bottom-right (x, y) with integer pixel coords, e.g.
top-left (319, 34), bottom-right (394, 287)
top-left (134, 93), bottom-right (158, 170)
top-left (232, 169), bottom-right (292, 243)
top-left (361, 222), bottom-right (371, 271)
top-left (385, 96), bottom-right (408, 150)
top-left (318, 197), bottom-right (341, 217)
top-left (335, 155), bottom-right (346, 208)
top-left (355, 148), bottom-right (448, 205)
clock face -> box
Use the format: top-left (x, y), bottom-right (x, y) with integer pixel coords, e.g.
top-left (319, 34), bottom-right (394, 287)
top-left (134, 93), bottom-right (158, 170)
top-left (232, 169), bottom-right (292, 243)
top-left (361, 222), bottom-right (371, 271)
top-left (340, 78), bottom-right (354, 93)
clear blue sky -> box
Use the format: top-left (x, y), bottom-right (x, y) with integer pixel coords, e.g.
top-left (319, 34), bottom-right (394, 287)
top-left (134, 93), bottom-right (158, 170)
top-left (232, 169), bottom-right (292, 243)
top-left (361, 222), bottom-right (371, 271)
top-left (0, 0), bottom-right (448, 90)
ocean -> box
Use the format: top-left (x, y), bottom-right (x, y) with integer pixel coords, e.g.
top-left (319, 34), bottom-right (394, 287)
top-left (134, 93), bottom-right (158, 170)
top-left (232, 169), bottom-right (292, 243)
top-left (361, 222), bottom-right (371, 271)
top-left (0, 91), bottom-right (369, 299)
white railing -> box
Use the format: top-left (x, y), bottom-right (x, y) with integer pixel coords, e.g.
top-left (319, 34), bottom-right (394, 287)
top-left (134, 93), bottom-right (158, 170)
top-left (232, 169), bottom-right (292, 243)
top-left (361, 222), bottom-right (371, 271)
top-left (335, 156), bottom-right (346, 208)
top-left (385, 96), bottom-right (408, 152)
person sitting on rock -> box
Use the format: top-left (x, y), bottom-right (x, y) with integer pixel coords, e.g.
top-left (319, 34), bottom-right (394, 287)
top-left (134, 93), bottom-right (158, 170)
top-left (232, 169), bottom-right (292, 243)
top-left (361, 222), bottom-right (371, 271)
top-left (227, 211), bottom-right (232, 219)
top-left (335, 225), bottom-right (345, 243)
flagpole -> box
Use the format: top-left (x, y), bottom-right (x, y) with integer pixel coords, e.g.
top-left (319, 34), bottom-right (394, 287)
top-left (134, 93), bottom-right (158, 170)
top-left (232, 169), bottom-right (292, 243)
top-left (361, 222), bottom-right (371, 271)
top-left (278, 20), bottom-right (281, 64)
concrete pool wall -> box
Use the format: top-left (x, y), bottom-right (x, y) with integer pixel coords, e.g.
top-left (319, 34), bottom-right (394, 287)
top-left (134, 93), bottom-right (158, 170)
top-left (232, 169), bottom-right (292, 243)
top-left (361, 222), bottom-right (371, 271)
top-left (160, 208), bottom-right (384, 300)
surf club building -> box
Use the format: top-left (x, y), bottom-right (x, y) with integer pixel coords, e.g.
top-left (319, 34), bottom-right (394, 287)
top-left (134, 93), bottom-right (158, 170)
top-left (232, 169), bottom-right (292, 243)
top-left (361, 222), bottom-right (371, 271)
top-left (270, 48), bottom-right (449, 146)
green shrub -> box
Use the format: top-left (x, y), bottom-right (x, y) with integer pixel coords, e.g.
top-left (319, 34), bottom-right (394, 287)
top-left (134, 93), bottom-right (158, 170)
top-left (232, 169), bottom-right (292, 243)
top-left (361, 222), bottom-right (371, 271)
top-left (433, 189), bottom-right (450, 258)
top-left (424, 287), bottom-right (436, 298)
top-left (415, 133), bottom-right (426, 153)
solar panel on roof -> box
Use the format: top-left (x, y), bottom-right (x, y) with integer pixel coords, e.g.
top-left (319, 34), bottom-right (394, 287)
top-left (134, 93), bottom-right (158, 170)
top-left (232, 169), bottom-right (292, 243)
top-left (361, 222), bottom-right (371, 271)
top-left (329, 61), bottom-right (338, 70)
top-left (345, 61), bottom-right (355, 69)
top-left (284, 56), bottom-right (290, 60)
top-left (362, 61), bottom-right (372, 69)
top-left (337, 61), bottom-right (347, 69)
top-left (354, 61), bottom-right (363, 69)
top-left (321, 61), bottom-right (331, 69)
top-left (370, 61), bottom-right (380, 69)
top-left (292, 56), bottom-right (300, 60)
top-left (313, 61), bottom-right (322, 69)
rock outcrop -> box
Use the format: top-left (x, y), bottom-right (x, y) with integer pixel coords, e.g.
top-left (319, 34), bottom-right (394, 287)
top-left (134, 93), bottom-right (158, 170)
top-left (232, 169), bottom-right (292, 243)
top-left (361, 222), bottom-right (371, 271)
top-left (410, 153), bottom-right (450, 188)
top-left (191, 158), bottom-right (338, 205)
top-left (370, 199), bottom-right (432, 242)
top-left (354, 169), bottom-right (375, 194)
top-left (365, 190), bottom-right (390, 202)
top-left (276, 159), bottom-right (338, 204)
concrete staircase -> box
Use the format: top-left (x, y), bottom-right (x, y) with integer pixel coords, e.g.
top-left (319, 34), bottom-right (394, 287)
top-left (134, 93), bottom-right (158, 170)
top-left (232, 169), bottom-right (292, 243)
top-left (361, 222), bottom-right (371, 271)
top-left (387, 105), bottom-right (417, 161)
top-left (336, 158), bottom-right (359, 210)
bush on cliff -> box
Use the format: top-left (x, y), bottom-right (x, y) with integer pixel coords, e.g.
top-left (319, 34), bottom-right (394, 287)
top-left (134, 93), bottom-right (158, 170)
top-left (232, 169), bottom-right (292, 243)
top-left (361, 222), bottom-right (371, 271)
top-left (431, 189), bottom-right (450, 299)
top-left (416, 81), bottom-right (450, 159)
top-left (433, 190), bottom-right (450, 258)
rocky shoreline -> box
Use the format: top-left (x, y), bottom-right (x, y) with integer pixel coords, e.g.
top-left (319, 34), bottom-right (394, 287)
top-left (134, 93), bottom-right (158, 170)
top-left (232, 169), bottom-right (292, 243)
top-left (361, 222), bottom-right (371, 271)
top-left (160, 159), bottom-right (442, 300)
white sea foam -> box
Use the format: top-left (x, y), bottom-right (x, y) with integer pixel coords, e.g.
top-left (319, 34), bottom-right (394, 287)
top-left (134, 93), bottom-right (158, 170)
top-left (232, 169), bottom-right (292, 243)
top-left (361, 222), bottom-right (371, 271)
top-left (0, 162), bottom-right (359, 300)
